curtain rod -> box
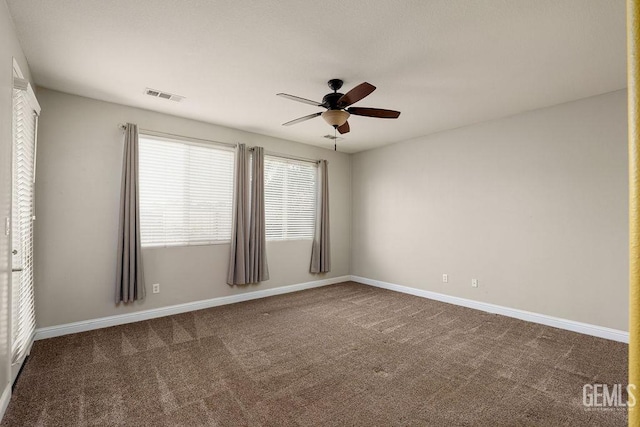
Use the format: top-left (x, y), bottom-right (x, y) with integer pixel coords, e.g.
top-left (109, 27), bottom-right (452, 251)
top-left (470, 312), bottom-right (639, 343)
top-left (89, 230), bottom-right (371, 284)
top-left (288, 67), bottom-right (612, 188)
top-left (119, 124), bottom-right (322, 164)
top-left (118, 124), bottom-right (236, 149)
top-left (249, 147), bottom-right (320, 165)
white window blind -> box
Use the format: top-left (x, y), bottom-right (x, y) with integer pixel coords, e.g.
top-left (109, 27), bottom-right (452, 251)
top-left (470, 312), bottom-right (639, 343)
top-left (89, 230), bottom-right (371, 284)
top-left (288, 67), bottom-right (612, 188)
top-left (138, 135), bottom-right (234, 247)
top-left (264, 156), bottom-right (316, 240)
top-left (11, 82), bottom-right (38, 365)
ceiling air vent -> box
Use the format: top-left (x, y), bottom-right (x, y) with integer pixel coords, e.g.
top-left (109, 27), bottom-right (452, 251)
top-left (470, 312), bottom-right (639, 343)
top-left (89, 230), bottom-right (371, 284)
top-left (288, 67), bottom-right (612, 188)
top-left (323, 134), bottom-right (344, 140)
top-left (144, 88), bottom-right (184, 102)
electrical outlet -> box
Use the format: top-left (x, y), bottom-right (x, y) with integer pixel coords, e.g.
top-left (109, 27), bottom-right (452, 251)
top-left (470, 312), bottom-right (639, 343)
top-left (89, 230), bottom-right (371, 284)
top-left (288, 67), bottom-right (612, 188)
top-left (442, 274), bottom-right (448, 283)
top-left (152, 283), bottom-right (160, 294)
top-left (471, 279), bottom-right (478, 288)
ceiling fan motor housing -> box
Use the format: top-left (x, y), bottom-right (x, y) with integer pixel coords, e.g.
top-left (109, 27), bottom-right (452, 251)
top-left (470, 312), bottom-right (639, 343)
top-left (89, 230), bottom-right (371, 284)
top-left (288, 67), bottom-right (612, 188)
top-left (322, 92), bottom-right (344, 109)
top-left (323, 79), bottom-right (346, 109)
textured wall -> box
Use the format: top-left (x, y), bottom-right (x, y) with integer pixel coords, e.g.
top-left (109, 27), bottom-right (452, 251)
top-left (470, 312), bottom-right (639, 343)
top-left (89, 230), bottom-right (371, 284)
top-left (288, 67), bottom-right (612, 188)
top-left (352, 90), bottom-right (628, 331)
top-left (34, 89), bottom-right (351, 327)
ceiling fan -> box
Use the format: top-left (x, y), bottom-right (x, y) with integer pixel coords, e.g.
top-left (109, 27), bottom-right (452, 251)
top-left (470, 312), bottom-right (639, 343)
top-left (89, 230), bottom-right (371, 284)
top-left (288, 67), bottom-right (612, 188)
top-left (277, 79), bottom-right (401, 135)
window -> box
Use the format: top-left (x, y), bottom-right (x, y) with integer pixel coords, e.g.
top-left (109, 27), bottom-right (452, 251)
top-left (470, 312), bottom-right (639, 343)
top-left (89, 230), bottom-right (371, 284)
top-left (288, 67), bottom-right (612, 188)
top-left (138, 135), bottom-right (234, 247)
top-left (264, 156), bottom-right (316, 240)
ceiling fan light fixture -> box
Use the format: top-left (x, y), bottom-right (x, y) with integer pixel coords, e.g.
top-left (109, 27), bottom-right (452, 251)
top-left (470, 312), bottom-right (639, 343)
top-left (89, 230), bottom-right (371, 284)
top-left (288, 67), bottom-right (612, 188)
top-left (321, 109), bottom-right (350, 127)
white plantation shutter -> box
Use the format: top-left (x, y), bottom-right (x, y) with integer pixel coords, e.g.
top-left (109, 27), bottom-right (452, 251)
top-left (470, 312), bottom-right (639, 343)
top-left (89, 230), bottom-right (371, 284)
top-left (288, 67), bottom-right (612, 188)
top-left (11, 82), bottom-right (39, 364)
top-left (264, 156), bottom-right (316, 240)
top-left (138, 135), bottom-right (234, 246)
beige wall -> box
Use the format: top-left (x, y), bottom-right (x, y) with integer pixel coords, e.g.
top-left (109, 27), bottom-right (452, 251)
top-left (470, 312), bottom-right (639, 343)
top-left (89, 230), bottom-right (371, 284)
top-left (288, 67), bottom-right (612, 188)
top-left (34, 89), bottom-right (351, 328)
top-left (31, 82), bottom-right (629, 332)
top-left (35, 88), bottom-right (629, 332)
top-left (351, 90), bottom-right (628, 331)
top-left (0, 0), bottom-right (32, 404)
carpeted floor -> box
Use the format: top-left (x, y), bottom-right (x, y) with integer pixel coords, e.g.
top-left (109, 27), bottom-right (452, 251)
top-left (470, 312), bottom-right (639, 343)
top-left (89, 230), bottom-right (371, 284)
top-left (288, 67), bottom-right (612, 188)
top-left (1, 282), bottom-right (628, 426)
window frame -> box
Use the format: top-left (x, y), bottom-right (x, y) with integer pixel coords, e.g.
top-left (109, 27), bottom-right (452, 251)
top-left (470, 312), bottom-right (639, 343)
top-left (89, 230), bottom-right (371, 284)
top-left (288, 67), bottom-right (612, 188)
top-left (263, 154), bottom-right (317, 242)
top-left (138, 132), bottom-right (235, 248)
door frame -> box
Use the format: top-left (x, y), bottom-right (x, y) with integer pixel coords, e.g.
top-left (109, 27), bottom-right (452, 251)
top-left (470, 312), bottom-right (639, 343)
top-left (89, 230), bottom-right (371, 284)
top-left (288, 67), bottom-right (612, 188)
top-left (9, 59), bottom-right (39, 384)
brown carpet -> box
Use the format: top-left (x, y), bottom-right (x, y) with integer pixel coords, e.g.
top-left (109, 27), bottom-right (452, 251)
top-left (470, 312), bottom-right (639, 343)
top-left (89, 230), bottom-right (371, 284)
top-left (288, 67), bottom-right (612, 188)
top-left (1, 282), bottom-right (628, 426)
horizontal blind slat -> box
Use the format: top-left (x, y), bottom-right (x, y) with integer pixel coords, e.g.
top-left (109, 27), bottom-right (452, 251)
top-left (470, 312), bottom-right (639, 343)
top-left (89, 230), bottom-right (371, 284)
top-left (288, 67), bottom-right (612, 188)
top-left (11, 88), bottom-right (36, 364)
top-left (264, 156), bottom-right (316, 240)
top-left (139, 136), bottom-right (234, 246)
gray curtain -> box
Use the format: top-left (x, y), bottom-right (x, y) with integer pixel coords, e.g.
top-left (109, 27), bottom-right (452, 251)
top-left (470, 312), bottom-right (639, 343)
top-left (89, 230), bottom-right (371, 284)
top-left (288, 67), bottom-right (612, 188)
top-left (227, 143), bottom-right (250, 285)
top-left (116, 123), bottom-right (146, 303)
top-left (248, 147), bottom-right (269, 282)
top-left (310, 160), bottom-right (330, 273)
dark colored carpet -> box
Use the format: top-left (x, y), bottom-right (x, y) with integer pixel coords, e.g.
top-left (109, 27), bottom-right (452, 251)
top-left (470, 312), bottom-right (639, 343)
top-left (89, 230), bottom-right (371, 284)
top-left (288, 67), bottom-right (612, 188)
top-left (1, 282), bottom-right (628, 426)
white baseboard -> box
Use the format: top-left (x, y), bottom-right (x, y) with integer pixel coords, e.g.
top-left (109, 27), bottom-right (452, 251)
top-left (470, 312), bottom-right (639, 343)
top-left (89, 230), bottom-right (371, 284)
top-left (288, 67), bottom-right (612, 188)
top-left (34, 274), bottom-right (629, 344)
top-left (34, 275), bottom-right (350, 340)
top-left (0, 383), bottom-right (11, 423)
top-left (350, 275), bottom-right (629, 343)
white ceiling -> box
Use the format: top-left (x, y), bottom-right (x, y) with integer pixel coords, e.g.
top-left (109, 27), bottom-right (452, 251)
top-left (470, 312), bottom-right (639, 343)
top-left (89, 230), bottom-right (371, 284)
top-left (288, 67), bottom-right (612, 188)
top-left (7, 0), bottom-right (626, 153)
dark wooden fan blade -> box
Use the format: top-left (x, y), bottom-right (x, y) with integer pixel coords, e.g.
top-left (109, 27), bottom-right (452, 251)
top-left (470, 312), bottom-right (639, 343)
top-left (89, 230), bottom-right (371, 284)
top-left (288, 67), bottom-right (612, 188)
top-left (337, 121), bottom-right (350, 134)
top-left (337, 82), bottom-right (376, 107)
top-left (347, 107), bottom-right (401, 119)
top-left (282, 112), bottom-right (322, 126)
top-left (277, 93), bottom-right (323, 107)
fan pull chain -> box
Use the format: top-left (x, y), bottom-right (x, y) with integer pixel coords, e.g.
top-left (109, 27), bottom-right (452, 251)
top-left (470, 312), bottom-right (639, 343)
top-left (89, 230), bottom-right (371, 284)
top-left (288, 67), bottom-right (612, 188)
top-left (334, 127), bottom-right (337, 151)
